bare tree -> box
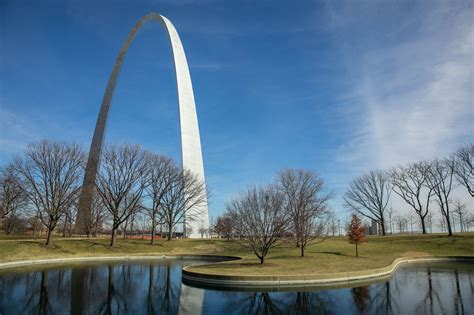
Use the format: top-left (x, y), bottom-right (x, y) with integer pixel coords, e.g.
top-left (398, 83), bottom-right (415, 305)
top-left (95, 144), bottom-right (149, 247)
top-left (390, 161), bottom-right (434, 234)
top-left (227, 185), bottom-right (289, 264)
top-left (394, 214), bottom-right (407, 234)
top-left (60, 201), bottom-right (77, 237)
top-left (160, 169), bottom-right (207, 241)
top-left (277, 169), bottom-right (332, 256)
top-left (452, 199), bottom-right (468, 232)
top-left (84, 189), bottom-right (108, 237)
top-left (13, 140), bottom-right (85, 246)
top-left (198, 224), bottom-right (208, 238)
top-left (387, 207), bottom-right (394, 234)
top-left (212, 213), bottom-right (234, 240)
top-left (344, 170), bottom-right (391, 235)
top-left (0, 163), bottom-right (27, 231)
top-left (145, 155), bottom-right (175, 244)
top-left (465, 212), bottom-right (474, 232)
top-left (453, 144), bottom-right (473, 197)
top-left (426, 158), bottom-right (455, 236)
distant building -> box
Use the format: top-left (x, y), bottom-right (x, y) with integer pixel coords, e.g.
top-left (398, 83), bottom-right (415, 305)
top-left (366, 219), bottom-right (379, 235)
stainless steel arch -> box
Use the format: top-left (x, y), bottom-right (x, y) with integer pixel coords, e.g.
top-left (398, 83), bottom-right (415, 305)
top-left (76, 13), bottom-right (209, 238)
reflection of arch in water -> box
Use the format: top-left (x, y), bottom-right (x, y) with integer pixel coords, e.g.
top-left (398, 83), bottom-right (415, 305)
top-left (76, 13), bottom-right (209, 238)
top-left (178, 283), bottom-right (204, 315)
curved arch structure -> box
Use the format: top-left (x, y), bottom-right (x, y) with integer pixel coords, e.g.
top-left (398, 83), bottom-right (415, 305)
top-left (76, 13), bottom-right (209, 238)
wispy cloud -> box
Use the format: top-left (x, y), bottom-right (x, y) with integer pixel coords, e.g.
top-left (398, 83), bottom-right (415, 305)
top-left (333, 2), bottom-right (473, 171)
top-left (0, 107), bottom-right (40, 158)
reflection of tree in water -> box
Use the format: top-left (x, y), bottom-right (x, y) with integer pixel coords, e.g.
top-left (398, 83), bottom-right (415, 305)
top-left (219, 291), bottom-right (285, 315)
top-left (415, 267), bottom-right (446, 315)
top-left (147, 265), bottom-right (156, 314)
top-left (366, 281), bottom-right (400, 314)
top-left (351, 286), bottom-right (370, 314)
top-left (96, 265), bottom-right (128, 315)
top-left (145, 263), bottom-right (180, 315)
top-left (220, 290), bottom-right (335, 315)
top-left (453, 270), bottom-right (465, 315)
top-left (21, 271), bottom-right (52, 315)
top-left (285, 291), bottom-right (335, 315)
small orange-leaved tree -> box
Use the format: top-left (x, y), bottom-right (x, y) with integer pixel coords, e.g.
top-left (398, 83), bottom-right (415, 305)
top-left (347, 214), bottom-right (366, 257)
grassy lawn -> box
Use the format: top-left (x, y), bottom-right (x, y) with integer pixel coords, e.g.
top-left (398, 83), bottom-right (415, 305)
top-left (0, 233), bottom-right (473, 276)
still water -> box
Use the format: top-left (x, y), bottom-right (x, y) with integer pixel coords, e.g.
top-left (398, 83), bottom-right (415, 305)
top-left (0, 260), bottom-right (472, 314)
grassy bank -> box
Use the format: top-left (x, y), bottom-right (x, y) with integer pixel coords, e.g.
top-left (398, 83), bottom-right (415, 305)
top-left (0, 233), bottom-right (473, 276)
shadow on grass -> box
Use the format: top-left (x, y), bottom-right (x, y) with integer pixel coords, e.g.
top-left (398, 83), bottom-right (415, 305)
top-left (312, 251), bottom-right (350, 257)
top-left (205, 261), bottom-right (274, 269)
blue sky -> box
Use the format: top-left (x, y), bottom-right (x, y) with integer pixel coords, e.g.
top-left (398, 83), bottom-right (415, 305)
top-left (1, 0), bottom-right (473, 221)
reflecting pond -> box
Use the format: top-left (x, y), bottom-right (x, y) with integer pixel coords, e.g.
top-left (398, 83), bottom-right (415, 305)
top-left (0, 260), bottom-right (473, 314)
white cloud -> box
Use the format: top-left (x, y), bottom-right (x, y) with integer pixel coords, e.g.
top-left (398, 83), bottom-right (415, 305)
top-left (335, 2), bottom-right (473, 171)
top-left (324, 1), bottom-right (474, 221)
top-left (0, 107), bottom-right (40, 159)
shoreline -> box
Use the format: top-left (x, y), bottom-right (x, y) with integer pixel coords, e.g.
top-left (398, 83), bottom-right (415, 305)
top-left (182, 256), bottom-right (474, 289)
top-left (0, 253), bottom-right (472, 289)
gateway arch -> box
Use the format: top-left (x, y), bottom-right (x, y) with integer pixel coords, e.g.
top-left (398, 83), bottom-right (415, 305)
top-left (77, 13), bottom-right (209, 238)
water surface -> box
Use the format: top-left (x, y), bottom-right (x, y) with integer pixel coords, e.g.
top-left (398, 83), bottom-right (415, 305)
top-left (0, 260), bottom-right (472, 314)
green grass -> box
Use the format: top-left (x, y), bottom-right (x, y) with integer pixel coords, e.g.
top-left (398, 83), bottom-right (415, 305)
top-left (0, 233), bottom-right (473, 276)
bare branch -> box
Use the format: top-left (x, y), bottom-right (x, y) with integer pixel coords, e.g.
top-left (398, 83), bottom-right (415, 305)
top-left (344, 170), bottom-right (391, 235)
top-left (13, 140), bottom-right (85, 246)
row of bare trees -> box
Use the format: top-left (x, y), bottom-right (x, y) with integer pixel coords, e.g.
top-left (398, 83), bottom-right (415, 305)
top-left (213, 169), bottom-right (332, 264)
top-left (344, 144), bottom-right (473, 236)
top-left (0, 140), bottom-right (208, 247)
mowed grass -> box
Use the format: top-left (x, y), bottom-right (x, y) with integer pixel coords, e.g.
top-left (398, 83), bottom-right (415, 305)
top-left (190, 233), bottom-right (474, 276)
top-left (0, 233), bottom-right (473, 276)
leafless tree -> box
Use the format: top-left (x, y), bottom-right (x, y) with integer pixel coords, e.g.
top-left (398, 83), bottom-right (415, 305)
top-left (0, 163), bottom-right (27, 231)
top-left (13, 140), bottom-right (85, 246)
top-left (227, 185), bottom-right (289, 264)
top-left (95, 144), bottom-right (149, 247)
top-left (276, 169), bottom-right (332, 256)
top-left (426, 211), bottom-right (434, 233)
top-left (84, 189), bottom-right (108, 237)
top-left (121, 204), bottom-right (141, 239)
top-left (453, 144), bottom-right (473, 197)
top-left (426, 158), bottom-right (455, 236)
top-left (387, 207), bottom-right (394, 234)
top-left (452, 199), bottom-right (468, 232)
top-left (60, 201), bottom-right (77, 237)
top-left (145, 155), bottom-right (175, 244)
top-left (160, 168), bottom-right (207, 240)
top-left (212, 212), bottom-right (234, 240)
top-left (390, 161), bottom-right (434, 234)
top-left (344, 170), bottom-right (391, 235)
top-left (394, 214), bottom-right (407, 234)
top-left (198, 224), bottom-right (208, 238)
top-left (464, 212), bottom-right (474, 232)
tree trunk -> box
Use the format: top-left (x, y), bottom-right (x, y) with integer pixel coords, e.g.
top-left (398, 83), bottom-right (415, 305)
top-left (301, 244), bottom-right (305, 257)
top-left (62, 220), bottom-right (67, 237)
top-left (150, 214), bottom-right (156, 245)
top-left (110, 228), bottom-right (116, 247)
top-left (45, 228), bottom-right (54, 247)
top-left (94, 217), bottom-right (99, 237)
top-left (355, 242), bottom-right (358, 257)
top-left (420, 216), bottom-right (427, 234)
top-left (446, 214), bottom-right (453, 236)
top-left (259, 256), bottom-right (264, 264)
top-left (167, 223), bottom-right (172, 241)
top-left (380, 220), bottom-right (386, 236)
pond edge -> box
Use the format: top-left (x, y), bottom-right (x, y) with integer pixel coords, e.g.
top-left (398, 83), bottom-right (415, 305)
top-left (0, 255), bottom-right (240, 271)
top-left (1, 255), bottom-right (473, 289)
top-left (181, 256), bottom-right (474, 289)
